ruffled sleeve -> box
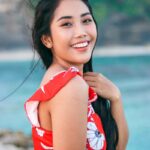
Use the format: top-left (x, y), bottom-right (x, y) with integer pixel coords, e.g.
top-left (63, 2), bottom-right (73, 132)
top-left (24, 67), bottom-right (81, 127)
top-left (24, 66), bottom-right (98, 127)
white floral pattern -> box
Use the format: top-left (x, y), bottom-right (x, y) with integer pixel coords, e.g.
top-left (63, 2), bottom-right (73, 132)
top-left (25, 66), bottom-right (106, 150)
top-left (87, 122), bottom-right (105, 149)
top-left (88, 104), bottom-right (94, 117)
top-left (36, 128), bottom-right (45, 137)
top-left (41, 142), bottom-right (53, 149)
top-left (87, 104), bottom-right (105, 149)
top-left (70, 66), bottom-right (79, 72)
top-left (41, 86), bottom-right (45, 94)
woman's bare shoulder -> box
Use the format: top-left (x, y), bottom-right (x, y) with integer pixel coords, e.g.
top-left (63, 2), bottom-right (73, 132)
top-left (47, 73), bottom-right (89, 115)
top-left (48, 74), bottom-right (88, 150)
top-left (40, 65), bottom-right (89, 108)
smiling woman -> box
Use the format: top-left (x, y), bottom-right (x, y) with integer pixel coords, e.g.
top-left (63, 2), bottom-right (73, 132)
top-left (40, 0), bottom-right (97, 70)
top-left (24, 0), bottom-right (128, 150)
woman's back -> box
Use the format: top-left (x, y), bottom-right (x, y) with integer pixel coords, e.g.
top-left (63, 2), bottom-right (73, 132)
top-left (24, 66), bottom-right (107, 150)
top-left (39, 66), bottom-right (89, 150)
top-left (38, 66), bottom-right (65, 132)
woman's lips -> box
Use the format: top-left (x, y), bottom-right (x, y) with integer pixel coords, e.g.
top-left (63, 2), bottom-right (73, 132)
top-left (71, 41), bottom-right (90, 52)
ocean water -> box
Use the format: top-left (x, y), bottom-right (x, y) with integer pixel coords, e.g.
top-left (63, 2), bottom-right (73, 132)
top-left (0, 55), bottom-right (150, 150)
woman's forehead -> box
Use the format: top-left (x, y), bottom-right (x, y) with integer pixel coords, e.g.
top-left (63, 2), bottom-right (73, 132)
top-left (53, 0), bottom-right (90, 20)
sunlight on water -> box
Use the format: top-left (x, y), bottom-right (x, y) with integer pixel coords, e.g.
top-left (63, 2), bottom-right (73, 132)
top-left (0, 55), bottom-right (150, 150)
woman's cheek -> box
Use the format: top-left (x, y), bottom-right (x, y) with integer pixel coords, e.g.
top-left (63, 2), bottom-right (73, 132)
top-left (90, 24), bottom-right (97, 37)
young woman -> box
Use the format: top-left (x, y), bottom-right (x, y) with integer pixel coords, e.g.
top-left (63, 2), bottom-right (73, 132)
top-left (25, 0), bottom-right (129, 149)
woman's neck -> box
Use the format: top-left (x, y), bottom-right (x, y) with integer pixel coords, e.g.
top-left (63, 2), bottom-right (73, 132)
top-left (51, 62), bottom-right (84, 76)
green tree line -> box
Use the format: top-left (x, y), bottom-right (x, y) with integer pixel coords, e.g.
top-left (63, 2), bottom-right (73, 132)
top-left (26, 0), bottom-right (150, 23)
top-left (90, 0), bottom-right (150, 22)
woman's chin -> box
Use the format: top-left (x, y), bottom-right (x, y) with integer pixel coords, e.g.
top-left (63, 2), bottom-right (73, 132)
top-left (74, 57), bottom-right (91, 65)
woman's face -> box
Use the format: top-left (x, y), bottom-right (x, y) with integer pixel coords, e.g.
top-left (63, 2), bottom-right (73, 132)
top-left (49, 0), bottom-right (97, 68)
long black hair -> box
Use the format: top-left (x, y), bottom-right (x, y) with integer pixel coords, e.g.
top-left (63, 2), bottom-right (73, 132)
top-left (29, 0), bottom-right (119, 149)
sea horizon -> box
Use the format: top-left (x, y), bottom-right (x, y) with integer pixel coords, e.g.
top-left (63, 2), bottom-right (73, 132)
top-left (0, 45), bottom-right (150, 61)
top-left (0, 53), bottom-right (150, 149)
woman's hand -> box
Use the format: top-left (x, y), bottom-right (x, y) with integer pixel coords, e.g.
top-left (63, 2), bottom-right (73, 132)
top-left (83, 72), bottom-right (129, 148)
top-left (83, 72), bottom-right (121, 103)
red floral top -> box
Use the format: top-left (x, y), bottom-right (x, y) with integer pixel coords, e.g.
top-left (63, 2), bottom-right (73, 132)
top-left (24, 66), bottom-right (107, 150)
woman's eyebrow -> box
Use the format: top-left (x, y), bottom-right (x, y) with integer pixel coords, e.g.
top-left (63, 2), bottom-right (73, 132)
top-left (57, 12), bottom-right (91, 22)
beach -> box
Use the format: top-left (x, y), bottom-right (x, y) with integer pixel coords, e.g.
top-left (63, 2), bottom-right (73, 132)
top-left (0, 46), bottom-right (150, 62)
top-left (0, 130), bottom-right (32, 150)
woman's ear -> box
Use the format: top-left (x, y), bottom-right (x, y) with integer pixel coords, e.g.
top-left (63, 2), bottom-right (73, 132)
top-left (41, 35), bottom-right (53, 48)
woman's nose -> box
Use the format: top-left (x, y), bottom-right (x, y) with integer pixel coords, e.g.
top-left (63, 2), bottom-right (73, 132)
top-left (74, 24), bottom-right (87, 38)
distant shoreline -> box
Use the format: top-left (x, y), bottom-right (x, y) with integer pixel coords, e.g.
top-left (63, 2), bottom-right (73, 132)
top-left (94, 45), bottom-right (150, 57)
top-left (0, 129), bottom-right (32, 150)
top-left (0, 46), bottom-right (150, 61)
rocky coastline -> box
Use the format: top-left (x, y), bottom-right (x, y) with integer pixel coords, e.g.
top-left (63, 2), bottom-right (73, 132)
top-left (0, 130), bottom-right (33, 150)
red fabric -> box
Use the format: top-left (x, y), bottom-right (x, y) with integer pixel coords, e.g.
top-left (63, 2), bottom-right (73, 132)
top-left (24, 66), bottom-right (107, 150)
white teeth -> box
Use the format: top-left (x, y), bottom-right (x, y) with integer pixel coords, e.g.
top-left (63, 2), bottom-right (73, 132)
top-left (72, 42), bottom-right (88, 48)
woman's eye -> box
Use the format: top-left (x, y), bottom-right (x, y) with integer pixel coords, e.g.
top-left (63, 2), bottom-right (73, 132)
top-left (61, 22), bottom-right (72, 27)
top-left (83, 19), bottom-right (92, 24)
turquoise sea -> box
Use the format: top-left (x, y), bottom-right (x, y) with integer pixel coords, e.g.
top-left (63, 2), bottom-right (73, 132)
top-left (0, 55), bottom-right (150, 150)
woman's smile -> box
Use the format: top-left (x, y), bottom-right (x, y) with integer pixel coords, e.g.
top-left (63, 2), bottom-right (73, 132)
top-left (71, 40), bottom-right (90, 52)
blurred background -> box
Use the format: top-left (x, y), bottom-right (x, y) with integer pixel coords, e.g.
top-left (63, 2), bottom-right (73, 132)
top-left (0, 0), bottom-right (150, 149)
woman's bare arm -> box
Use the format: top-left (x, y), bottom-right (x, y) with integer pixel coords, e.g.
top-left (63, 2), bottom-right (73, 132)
top-left (48, 75), bottom-right (88, 150)
top-left (110, 96), bottom-right (129, 150)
